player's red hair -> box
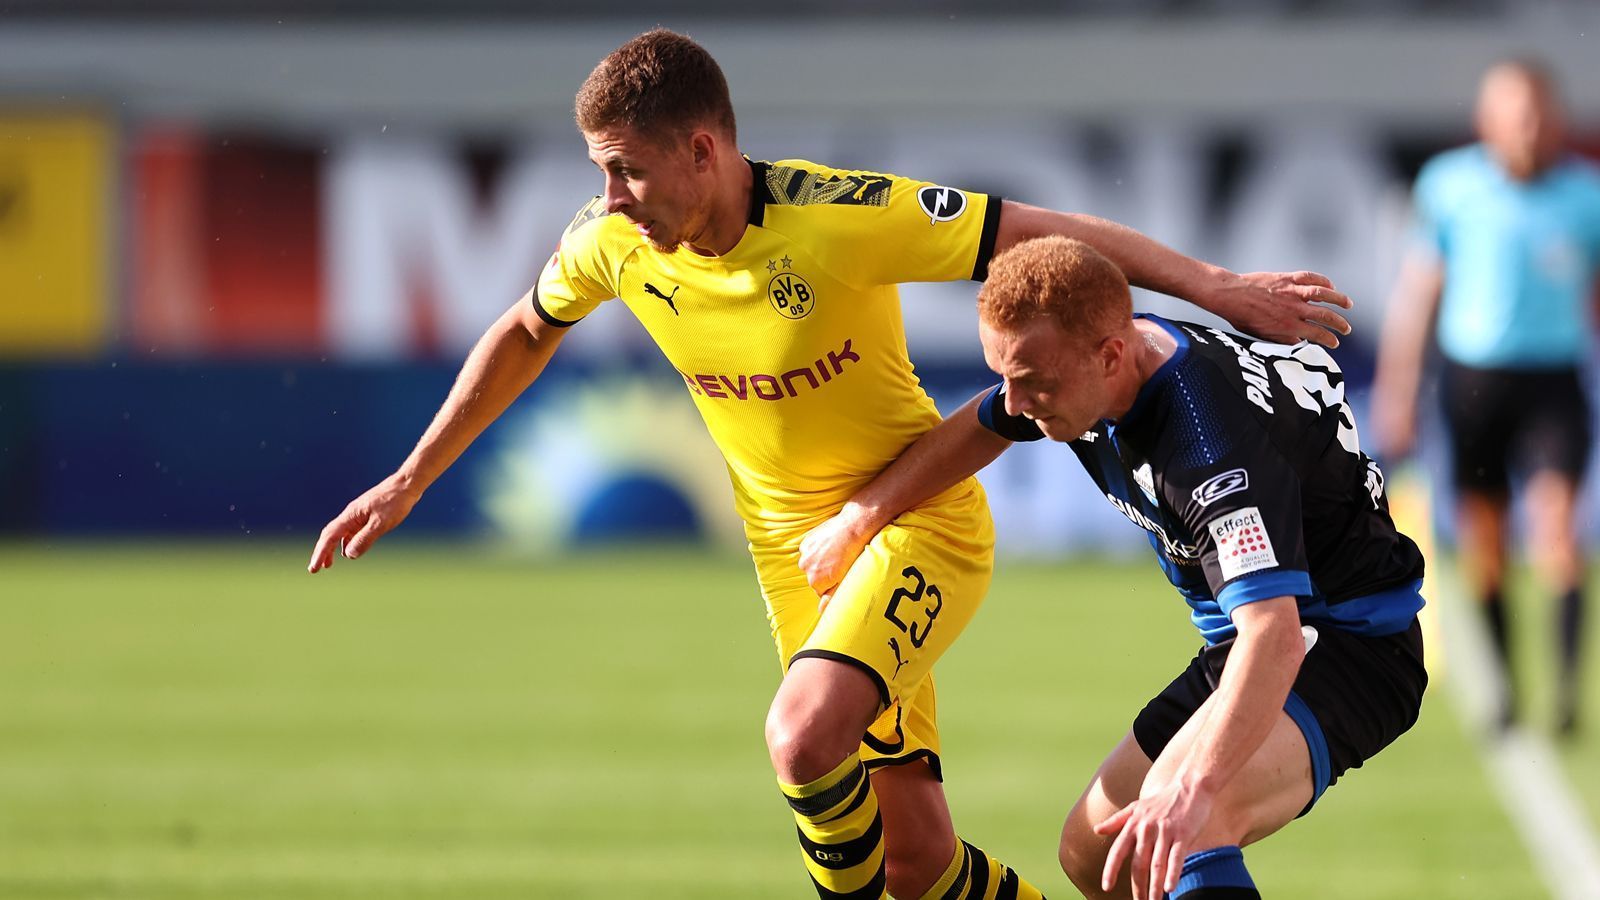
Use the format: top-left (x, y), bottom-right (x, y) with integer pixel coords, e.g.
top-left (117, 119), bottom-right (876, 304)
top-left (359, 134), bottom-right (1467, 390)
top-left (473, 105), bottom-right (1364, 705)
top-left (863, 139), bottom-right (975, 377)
top-left (978, 236), bottom-right (1131, 344)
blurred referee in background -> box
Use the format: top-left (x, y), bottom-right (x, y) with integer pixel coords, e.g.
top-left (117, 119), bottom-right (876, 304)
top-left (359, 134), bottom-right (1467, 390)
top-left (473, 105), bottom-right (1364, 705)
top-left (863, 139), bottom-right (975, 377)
top-left (1374, 59), bottom-right (1600, 736)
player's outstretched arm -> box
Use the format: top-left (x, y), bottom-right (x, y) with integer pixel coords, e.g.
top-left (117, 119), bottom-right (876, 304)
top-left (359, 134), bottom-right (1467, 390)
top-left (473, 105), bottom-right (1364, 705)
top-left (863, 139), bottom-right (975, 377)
top-left (1371, 251), bottom-right (1445, 460)
top-left (798, 392), bottom-right (1010, 597)
top-left (994, 201), bottom-right (1353, 348)
top-left (1095, 596), bottom-right (1305, 900)
top-left (307, 297), bottom-right (569, 573)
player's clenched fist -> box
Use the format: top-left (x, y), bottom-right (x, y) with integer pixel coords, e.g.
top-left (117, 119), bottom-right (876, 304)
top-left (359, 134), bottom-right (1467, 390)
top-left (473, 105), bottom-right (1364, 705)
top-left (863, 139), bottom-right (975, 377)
top-left (307, 474), bottom-right (421, 573)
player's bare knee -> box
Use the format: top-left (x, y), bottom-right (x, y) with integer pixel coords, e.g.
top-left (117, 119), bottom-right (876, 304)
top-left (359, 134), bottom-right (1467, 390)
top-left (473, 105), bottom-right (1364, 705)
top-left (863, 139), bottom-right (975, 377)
top-left (1061, 855), bottom-right (1120, 900)
top-left (1058, 835), bottom-right (1106, 894)
top-left (1057, 812), bottom-right (1108, 893)
top-left (764, 704), bottom-right (852, 784)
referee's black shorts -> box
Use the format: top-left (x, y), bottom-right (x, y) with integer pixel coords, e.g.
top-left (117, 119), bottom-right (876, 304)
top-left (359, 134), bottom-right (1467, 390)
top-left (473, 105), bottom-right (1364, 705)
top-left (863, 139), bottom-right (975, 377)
top-left (1132, 618), bottom-right (1426, 815)
top-left (1441, 361), bottom-right (1592, 493)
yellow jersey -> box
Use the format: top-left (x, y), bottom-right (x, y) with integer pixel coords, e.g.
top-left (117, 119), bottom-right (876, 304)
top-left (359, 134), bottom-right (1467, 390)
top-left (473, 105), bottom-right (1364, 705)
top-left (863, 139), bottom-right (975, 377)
top-left (533, 158), bottom-right (1000, 549)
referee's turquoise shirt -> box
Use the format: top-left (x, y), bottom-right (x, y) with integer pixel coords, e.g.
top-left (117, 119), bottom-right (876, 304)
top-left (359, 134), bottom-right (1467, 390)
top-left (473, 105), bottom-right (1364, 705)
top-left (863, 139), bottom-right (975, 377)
top-left (1413, 144), bottom-right (1600, 369)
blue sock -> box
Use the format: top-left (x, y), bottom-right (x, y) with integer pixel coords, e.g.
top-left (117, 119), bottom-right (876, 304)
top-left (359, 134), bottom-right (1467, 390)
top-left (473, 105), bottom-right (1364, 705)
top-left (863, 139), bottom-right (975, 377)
top-left (1167, 845), bottom-right (1260, 898)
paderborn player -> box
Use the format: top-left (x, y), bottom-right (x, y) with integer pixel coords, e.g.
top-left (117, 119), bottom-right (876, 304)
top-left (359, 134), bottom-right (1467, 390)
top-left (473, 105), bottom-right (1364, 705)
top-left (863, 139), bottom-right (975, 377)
top-left (798, 237), bottom-right (1424, 899)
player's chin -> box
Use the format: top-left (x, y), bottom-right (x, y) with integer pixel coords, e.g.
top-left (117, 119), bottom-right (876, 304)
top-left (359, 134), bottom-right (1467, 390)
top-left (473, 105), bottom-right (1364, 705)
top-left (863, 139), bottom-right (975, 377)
top-left (1035, 418), bottom-right (1077, 443)
top-left (645, 236), bottom-right (681, 252)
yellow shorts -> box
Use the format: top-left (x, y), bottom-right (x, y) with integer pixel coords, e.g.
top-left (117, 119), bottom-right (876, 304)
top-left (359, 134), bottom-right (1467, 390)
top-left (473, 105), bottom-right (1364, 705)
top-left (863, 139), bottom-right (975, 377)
top-left (755, 479), bottom-right (994, 777)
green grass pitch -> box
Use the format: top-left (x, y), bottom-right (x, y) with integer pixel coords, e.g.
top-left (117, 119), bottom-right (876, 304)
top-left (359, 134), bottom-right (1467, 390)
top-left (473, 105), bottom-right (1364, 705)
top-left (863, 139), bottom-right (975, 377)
top-left (0, 542), bottom-right (1568, 898)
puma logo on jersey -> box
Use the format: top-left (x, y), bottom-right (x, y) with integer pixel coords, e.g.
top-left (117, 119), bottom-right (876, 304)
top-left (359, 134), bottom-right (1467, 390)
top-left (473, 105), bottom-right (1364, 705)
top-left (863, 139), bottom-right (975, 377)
top-left (644, 282), bottom-right (680, 315)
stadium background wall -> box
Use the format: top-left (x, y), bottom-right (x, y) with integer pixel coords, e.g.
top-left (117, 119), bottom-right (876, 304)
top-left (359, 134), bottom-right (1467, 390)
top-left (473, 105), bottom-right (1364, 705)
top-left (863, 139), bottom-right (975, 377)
top-left (3, 11), bottom-right (1600, 550)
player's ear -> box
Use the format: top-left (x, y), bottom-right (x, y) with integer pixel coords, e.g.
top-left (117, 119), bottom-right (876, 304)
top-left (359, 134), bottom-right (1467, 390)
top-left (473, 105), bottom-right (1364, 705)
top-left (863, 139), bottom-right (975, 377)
top-left (1098, 334), bottom-right (1125, 374)
top-left (690, 130), bottom-right (716, 171)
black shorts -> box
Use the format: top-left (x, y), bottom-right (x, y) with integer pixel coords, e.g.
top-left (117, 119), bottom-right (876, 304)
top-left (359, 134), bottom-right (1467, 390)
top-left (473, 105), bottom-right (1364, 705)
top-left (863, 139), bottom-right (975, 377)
top-left (1441, 361), bottom-right (1592, 493)
top-left (1132, 619), bottom-right (1426, 815)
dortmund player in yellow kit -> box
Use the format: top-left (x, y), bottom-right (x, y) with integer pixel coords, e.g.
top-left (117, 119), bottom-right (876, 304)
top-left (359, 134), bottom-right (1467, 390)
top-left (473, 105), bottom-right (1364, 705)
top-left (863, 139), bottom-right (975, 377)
top-left (308, 29), bottom-right (1352, 900)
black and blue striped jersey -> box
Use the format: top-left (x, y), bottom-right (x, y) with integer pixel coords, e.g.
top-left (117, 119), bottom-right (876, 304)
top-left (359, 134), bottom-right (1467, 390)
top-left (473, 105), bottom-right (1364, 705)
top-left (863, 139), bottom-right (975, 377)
top-left (979, 315), bottom-right (1425, 643)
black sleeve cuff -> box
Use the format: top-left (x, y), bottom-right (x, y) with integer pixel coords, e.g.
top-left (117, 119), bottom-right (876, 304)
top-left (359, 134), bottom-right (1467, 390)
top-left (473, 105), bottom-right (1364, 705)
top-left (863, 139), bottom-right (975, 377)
top-left (976, 383), bottom-right (1044, 442)
top-left (530, 287), bottom-right (581, 328)
top-left (970, 194), bottom-right (1003, 282)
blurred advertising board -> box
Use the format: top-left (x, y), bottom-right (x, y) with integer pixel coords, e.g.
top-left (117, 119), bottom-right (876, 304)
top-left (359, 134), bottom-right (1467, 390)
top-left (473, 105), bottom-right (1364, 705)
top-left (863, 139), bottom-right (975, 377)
top-left (0, 112), bottom-right (113, 356)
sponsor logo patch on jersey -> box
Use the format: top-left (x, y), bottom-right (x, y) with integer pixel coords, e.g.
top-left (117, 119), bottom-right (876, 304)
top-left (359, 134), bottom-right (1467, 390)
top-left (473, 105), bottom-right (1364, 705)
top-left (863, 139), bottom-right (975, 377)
top-left (1133, 463), bottom-right (1158, 504)
top-left (916, 186), bottom-right (967, 224)
top-left (1105, 492), bottom-right (1201, 562)
top-left (1208, 505), bottom-right (1278, 580)
top-left (1192, 468), bottom-right (1249, 508)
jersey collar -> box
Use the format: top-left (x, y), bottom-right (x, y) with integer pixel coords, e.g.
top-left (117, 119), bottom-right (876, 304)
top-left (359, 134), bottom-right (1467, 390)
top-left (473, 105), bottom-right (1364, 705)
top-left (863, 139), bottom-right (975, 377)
top-left (1114, 314), bottom-right (1191, 428)
top-left (746, 158), bottom-right (774, 227)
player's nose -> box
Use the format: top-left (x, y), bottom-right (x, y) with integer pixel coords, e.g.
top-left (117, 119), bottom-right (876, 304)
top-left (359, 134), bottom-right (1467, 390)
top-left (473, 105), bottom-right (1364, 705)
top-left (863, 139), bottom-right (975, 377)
top-left (1003, 384), bottom-right (1028, 417)
top-left (602, 174), bottom-right (632, 215)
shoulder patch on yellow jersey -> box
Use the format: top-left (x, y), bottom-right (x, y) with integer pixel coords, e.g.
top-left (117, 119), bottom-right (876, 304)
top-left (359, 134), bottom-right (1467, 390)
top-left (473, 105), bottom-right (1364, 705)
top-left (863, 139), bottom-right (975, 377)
top-left (563, 195), bottom-right (610, 238)
top-left (764, 163), bottom-right (892, 208)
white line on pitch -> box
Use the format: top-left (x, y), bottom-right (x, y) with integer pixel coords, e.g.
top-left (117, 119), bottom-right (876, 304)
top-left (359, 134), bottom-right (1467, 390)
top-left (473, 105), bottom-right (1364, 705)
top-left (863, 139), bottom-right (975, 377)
top-left (1436, 569), bottom-right (1600, 900)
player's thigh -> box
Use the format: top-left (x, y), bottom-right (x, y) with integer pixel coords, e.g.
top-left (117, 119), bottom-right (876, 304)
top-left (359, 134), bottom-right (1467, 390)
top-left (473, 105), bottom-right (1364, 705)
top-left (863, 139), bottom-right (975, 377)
top-left (797, 507), bottom-right (994, 713)
top-left (1142, 695), bottom-right (1313, 847)
top-left (1059, 731), bottom-right (1153, 882)
top-left (763, 578), bottom-right (943, 771)
top-left (1121, 641), bottom-right (1312, 849)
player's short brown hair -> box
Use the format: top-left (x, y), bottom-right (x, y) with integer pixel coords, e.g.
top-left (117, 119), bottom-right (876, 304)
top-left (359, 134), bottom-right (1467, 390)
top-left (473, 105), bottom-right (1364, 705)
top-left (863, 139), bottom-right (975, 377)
top-left (575, 29), bottom-right (737, 142)
top-left (978, 236), bottom-right (1131, 343)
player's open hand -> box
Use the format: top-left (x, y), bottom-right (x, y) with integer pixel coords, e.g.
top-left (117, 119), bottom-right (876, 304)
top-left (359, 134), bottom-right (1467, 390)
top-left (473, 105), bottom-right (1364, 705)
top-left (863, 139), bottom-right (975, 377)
top-left (1212, 271), bottom-right (1352, 349)
top-left (307, 475), bottom-right (421, 573)
top-left (798, 506), bottom-right (878, 606)
top-left (1095, 780), bottom-right (1214, 900)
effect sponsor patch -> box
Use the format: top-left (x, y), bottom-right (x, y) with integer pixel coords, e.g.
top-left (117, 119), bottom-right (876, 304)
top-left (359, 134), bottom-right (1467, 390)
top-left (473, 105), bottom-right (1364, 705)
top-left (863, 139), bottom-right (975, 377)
top-left (1192, 467), bottom-right (1248, 508)
top-left (916, 186), bottom-right (967, 224)
top-left (1208, 505), bottom-right (1277, 580)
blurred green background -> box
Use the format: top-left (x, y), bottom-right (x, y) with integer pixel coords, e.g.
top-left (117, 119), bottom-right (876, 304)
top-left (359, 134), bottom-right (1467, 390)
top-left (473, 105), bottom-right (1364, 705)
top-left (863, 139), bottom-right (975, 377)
top-left (4, 543), bottom-right (1586, 899)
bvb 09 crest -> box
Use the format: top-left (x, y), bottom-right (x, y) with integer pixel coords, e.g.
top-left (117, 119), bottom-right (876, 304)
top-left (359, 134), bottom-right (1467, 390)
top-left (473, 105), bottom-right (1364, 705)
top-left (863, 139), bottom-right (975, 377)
top-left (767, 271), bottom-right (815, 319)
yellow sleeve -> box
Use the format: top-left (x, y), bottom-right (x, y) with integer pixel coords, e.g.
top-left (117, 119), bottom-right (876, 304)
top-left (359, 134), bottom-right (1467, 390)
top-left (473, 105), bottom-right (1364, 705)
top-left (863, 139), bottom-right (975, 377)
top-left (532, 197), bottom-right (620, 327)
top-left (760, 162), bottom-right (1001, 289)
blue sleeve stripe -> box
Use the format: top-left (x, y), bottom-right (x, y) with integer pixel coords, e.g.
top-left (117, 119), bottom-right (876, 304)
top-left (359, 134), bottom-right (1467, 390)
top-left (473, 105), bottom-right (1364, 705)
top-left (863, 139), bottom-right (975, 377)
top-left (1284, 690), bottom-right (1332, 811)
top-left (1216, 570), bottom-right (1312, 617)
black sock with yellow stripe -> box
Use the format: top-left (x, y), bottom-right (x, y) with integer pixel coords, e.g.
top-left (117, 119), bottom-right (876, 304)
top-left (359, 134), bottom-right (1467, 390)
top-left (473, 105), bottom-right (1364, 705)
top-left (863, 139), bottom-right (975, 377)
top-left (778, 753), bottom-right (886, 899)
top-left (918, 838), bottom-right (1046, 900)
